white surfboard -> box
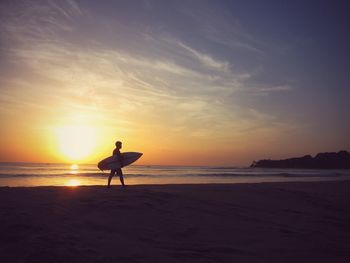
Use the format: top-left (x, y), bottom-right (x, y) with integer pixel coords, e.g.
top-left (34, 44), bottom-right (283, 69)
top-left (97, 152), bottom-right (143, 171)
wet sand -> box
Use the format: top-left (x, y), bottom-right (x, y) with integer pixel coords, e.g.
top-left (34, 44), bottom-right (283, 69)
top-left (1, 181), bottom-right (350, 263)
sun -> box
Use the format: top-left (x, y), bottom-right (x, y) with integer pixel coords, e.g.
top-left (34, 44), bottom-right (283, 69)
top-left (55, 125), bottom-right (97, 162)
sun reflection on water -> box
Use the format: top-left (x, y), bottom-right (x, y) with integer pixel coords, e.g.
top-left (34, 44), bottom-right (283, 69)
top-left (65, 179), bottom-right (81, 187)
top-left (69, 164), bottom-right (79, 174)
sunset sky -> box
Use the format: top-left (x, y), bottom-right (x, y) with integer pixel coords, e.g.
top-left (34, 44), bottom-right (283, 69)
top-left (0, 0), bottom-right (349, 165)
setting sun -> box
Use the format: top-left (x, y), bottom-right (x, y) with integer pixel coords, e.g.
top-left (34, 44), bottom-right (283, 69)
top-left (55, 125), bottom-right (97, 162)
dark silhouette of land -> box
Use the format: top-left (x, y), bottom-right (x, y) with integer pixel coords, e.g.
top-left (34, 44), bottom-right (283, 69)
top-left (251, 150), bottom-right (350, 169)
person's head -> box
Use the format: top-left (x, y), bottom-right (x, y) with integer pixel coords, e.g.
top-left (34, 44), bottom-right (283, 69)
top-left (115, 141), bottom-right (122, 149)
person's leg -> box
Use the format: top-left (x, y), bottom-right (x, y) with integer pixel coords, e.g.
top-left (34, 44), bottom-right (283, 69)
top-left (108, 170), bottom-right (115, 186)
top-left (117, 168), bottom-right (125, 186)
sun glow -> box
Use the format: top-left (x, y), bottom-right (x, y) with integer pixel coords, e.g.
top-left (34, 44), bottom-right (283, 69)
top-left (65, 179), bottom-right (81, 187)
top-left (55, 125), bottom-right (97, 162)
top-left (70, 164), bottom-right (79, 174)
top-left (70, 164), bottom-right (79, 170)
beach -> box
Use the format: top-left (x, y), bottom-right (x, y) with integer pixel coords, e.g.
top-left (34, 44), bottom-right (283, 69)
top-left (1, 181), bottom-right (350, 263)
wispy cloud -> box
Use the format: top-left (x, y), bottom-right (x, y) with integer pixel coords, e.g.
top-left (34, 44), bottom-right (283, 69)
top-left (49, 0), bottom-right (83, 18)
top-left (179, 1), bottom-right (265, 55)
top-left (177, 42), bottom-right (229, 72)
top-left (0, 0), bottom-right (297, 147)
top-left (258, 85), bottom-right (293, 92)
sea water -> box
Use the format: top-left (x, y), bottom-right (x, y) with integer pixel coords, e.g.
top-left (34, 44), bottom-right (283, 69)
top-left (0, 162), bottom-right (350, 187)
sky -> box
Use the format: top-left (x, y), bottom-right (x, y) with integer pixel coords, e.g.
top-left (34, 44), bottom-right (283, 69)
top-left (0, 0), bottom-right (349, 166)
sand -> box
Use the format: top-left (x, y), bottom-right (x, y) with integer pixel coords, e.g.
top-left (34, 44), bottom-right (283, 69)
top-left (1, 181), bottom-right (350, 263)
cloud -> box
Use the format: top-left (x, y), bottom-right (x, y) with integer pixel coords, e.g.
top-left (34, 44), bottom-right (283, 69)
top-left (177, 42), bottom-right (229, 72)
top-left (258, 85), bottom-right (293, 92)
top-left (179, 1), bottom-right (265, 55)
top-left (49, 0), bottom-right (83, 18)
top-left (0, 0), bottom-right (295, 143)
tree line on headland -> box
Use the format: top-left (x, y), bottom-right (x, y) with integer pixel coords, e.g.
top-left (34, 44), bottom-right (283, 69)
top-left (251, 151), bottom-right (350, 169)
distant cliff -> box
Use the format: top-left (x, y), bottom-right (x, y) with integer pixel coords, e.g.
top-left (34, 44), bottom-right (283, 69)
top-left (251, 151), bottom-right (350, 169)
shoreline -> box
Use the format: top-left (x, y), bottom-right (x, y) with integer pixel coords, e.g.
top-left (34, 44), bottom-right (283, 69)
top-left (1, 180), bottom-right (350, 262)
top-left (1, 175), bottom-right (350, 188)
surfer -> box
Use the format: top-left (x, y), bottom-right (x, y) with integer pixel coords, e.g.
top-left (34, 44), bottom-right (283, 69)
top-left (108, 141), bottom-right (126, 187)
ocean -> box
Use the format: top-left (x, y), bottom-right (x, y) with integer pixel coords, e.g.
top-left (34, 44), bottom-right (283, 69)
top-left (1, 162), bottom-right (350, 187)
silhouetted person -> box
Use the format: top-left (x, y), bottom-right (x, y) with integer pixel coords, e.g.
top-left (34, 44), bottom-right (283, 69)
top-left (108, 141), bottom-right (125, 187)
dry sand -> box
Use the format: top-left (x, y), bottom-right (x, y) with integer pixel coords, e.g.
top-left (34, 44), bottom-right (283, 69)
top-left (1, 181), bottom-right (350, 263)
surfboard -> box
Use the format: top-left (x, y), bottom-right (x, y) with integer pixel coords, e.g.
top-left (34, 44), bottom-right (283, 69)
top-left (97, 152), bottom-right (143, 171)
